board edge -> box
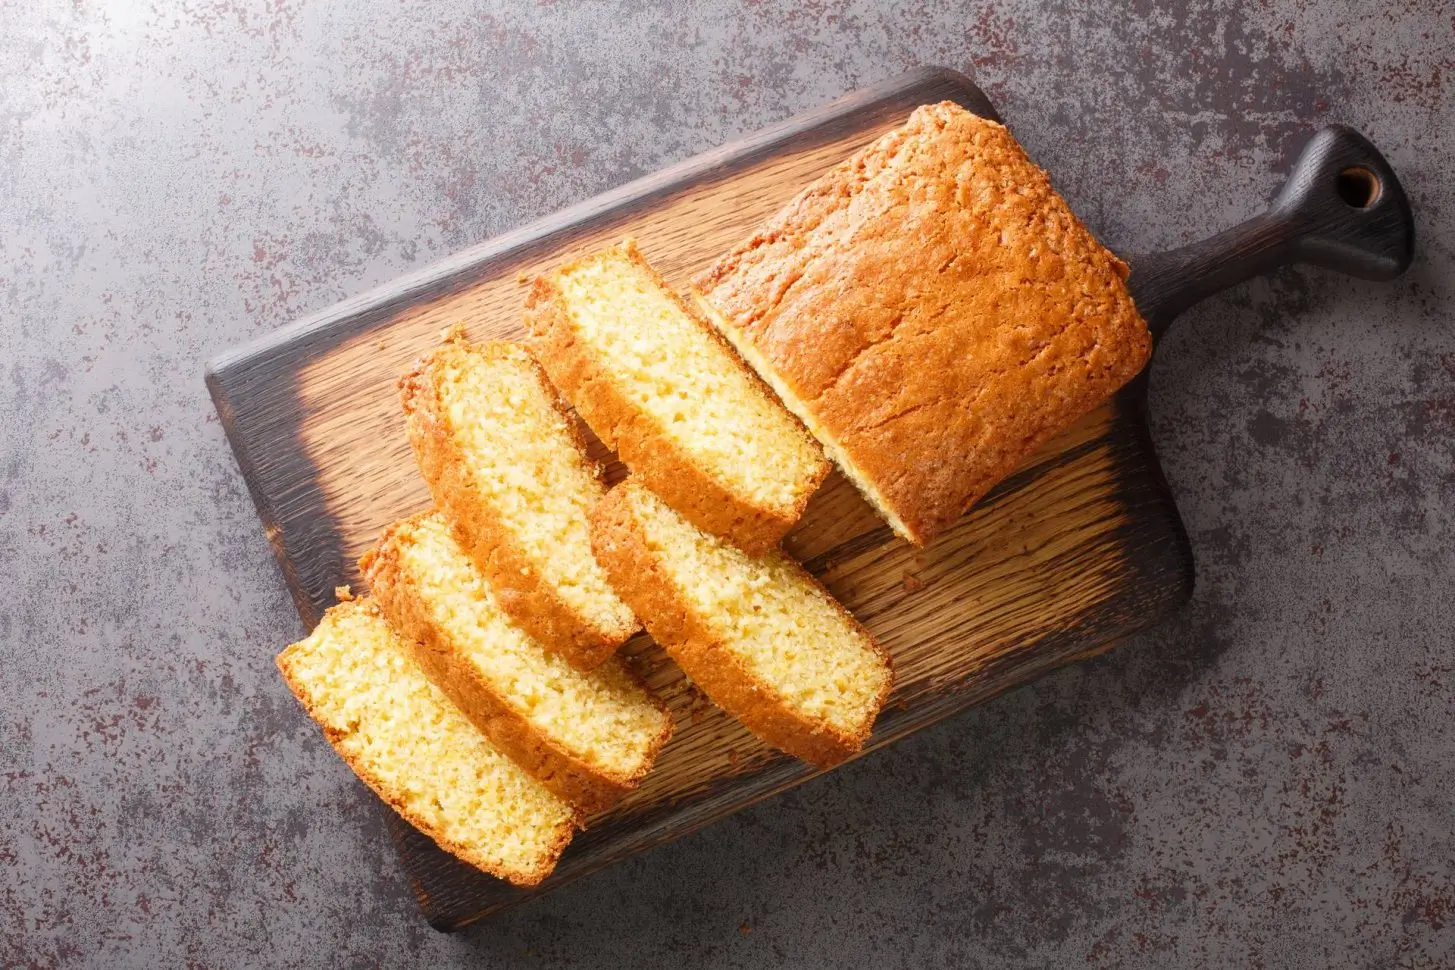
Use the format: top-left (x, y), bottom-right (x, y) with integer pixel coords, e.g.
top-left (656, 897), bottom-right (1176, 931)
top-left (203, 65), bottom-right (991, 388)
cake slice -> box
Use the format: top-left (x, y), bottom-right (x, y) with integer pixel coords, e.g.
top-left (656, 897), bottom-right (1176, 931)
top-left (694, 100), bottom-right (1152, 545)
top-left (400, 333), bottom-right (636, 670)
top-left (589, 480), bottom-right (893, 769)
top-left (276, 594), bottom-right (576, 886)
top-left (523, 238), bottom-right (829, 555)
top-left (359, 512), bottom-right (672, 814)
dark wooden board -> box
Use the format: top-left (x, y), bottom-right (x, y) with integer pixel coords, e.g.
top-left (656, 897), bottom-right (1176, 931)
top-left (207, 66), bottom-right (1414, 930)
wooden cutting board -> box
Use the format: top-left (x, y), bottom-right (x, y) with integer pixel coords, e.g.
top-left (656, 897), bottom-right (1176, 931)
top-left (206, 67), bottom-right (1413, 930)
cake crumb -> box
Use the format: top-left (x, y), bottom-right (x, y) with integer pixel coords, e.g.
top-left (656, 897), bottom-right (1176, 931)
top-left (738, 920), bottom-right (752, 936)
top-left (686, 685), bottom-right (714, 724)
top-left (902, 572), bottom-right (924, 593)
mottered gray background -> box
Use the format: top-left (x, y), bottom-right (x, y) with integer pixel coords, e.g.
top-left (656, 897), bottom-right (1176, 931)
top-left (2, 1), bottom-right (1452, 966)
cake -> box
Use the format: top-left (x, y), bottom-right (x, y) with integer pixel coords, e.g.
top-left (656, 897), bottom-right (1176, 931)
top-left (276, 594), bottom-right (576, 886)
top-left (358, 512), bottom-right (672, 814)
top-left (400, 333), bottom-right (636, 670)
top-left (523, 238), bottom-right (829, 555)
top-left (693, 100), bottom-right (1153, 545)
top-left (589, 480), bottom-right (893, 769)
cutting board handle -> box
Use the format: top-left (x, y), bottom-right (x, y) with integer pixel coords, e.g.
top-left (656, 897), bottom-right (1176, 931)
top-left (1128, 125), bottom-right (1415, 338)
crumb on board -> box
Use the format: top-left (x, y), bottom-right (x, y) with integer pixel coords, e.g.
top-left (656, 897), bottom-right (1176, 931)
top-left (515, 270), bottom-right (529, 285)
top-left (683, 681), bottom-right (715, 724)
top-left (738, 921), bottom-right (752, 936)
top-left (334, 585), bottom-right (354, 602)
top-left (902, 572), bottom-right (924, 593)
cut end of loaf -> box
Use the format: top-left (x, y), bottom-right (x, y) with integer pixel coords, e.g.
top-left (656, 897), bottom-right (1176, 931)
top-left (277, 597), bottom-right (576, 886)
top-left (691, 291), bottom-right (926, 545)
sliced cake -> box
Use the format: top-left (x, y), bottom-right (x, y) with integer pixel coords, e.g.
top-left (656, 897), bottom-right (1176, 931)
top-left (523, 238), bottom-right (829, 555)
top-left (694, 101), bottom-right (1152, 545)
top-left (400, 333), bottom-right (637, 670)
top-left (276, 594), bottom-right (576, 886)
top-left (589, 480), bottom-right (893, 769)
top-left (359, 511), bottom-right (672, 814)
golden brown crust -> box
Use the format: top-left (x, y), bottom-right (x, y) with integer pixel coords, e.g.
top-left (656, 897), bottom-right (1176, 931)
top-left (399, 336), bottom-right (636, 670)
top-left (359, 514), bottom-right (672, 815)
top-left (276, 599), bottom-right (576, 886)
top-left (523, 238), bottom-right (828, 556)
top-left (588, 483), bottom-right (891, 770)
top-left (695, 101), bottom-right (1152, 545)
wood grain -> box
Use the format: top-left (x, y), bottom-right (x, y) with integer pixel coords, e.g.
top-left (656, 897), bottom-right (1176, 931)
top-left (206, 67), bottom-right (1194, 930)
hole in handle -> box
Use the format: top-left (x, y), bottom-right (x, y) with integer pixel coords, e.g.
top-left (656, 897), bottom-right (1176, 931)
top-left (1336, 167), bottom-right (1382, 209)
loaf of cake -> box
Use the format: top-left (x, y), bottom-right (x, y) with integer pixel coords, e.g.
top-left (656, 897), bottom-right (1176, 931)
top-left (694, 101), bottom-right (1152, 545)
top-left (400, 333), bottom-right (636, 670)
top-left (590, 480), bottom-right (893, 769)
top-left (276, 594), bottom-right (576, 886)
top-left (359, 512), bottom-right (672, 814)
top-left (523, 238), bottom-right (829, 555)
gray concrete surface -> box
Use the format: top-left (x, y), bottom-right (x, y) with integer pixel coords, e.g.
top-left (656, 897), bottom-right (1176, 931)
top-left (2, 1), bottom-right (1452, 966)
